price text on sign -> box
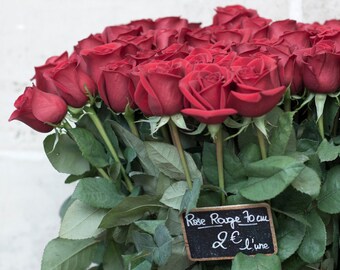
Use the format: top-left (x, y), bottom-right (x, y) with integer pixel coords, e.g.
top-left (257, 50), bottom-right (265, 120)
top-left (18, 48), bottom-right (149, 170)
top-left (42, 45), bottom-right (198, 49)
top-left (180, 203), bottom-right (277, 261)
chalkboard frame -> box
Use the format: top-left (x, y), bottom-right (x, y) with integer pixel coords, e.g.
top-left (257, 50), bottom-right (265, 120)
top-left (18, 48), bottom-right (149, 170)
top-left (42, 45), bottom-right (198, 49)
top-left (180, 203), bottom-right (278, 261)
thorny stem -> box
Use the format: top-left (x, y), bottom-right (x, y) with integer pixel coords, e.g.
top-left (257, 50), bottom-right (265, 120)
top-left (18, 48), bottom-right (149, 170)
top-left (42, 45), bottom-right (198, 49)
top-left (168, 119), bottom-right (192, 189)
top-left (317, 113), bottom-right (325, 139)
top-left (256, 127), bottom-right (267, 159)
top-left (214, 126), bottom-right (226, 205)
top-left (85, 106), bottom-right (134, 192)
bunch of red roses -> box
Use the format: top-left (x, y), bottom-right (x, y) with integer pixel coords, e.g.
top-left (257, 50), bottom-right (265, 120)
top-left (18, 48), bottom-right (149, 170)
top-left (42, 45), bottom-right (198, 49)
top-left (10, 5), bottom-right (340, 131)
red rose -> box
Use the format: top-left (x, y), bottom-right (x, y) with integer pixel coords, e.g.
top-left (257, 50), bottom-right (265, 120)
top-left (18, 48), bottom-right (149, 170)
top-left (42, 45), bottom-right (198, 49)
top-left (154, 17), bottom-right (190, 32)
top-left (179, 64), bottom-right (237, 124)
top-left (127, 19), bottom-right (155, 32)
top-left (134, 59), bottom-right (189, 116)
top-left (300, 40), bottom-right (340, 93)
top-left (126, 50), bottom-right (156, 65)
top-left (34, 52), bottom-right (68, 95)
top-left (228, 53), bottom-right (286, 117)
top-left (185, 47), bottom-right (214, 65)
top-left (314, 28), bottom-right (340, 52)
top-left (153, 29), bottom-right (178, 50)
top-left (179, 27), bottom-right (212, 47)
top-left (9, 86), bottom-right (67, 132)
top-left (102, 24), bottom-right (142, 43)
top-left (267, 44), bottom-right (303, 94)
top-left (117, 31), bottom-right (154, 51)
top-left (74, 34), bottom-right (104, 55)
top-left (277, 30), bottom-right (312, 52)
top-left (213, 5), bottom-right (259, 28)
top-left (47, 59), bottom-right (96, 107)
top-left (267, 19), bottom-right (297, 41)
top-left (98, 60), bottom-right (135, 112)
top-left (80, 42), bottom-right (122, 83)
top-left (156, 43), bottom-right (190, 61)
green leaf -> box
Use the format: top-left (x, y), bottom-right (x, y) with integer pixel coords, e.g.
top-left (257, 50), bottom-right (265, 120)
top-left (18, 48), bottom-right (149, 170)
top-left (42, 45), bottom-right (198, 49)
top-left (315, 93), bottom-right (327, 121)
top-left (291, 166), bottom-right (321, 198)
top-left (282, 254), bottom-right (306, 270)
top-left (69, 128), bottom-right (110, 168)
top-left (100, 195), bottom-right (163, 228)
top-left (59, 200), bottom-right (107, 240)
top-left (159, 236), bottom-right (191, 270)
top-left (123, 253), bottom-right (152, 270)
top-left (317, 139), bottom-right (340, 162)
top-left (231, 253), bottom-right (281, 270)
top-left (133, 260), bottom-right (152, 270)
top-left (317, 165), bottom-right (340, 214)
top-left (44, 134), bottom-right (90, 175)
top-left (323, 97), bottom-right (339, 136)
top-left (132, 231), bottom-right (156, 262)
top-left (145, 142), bottom-right (202, 181)
top-left (268, 112), bottom-right (295, 156)
top-left (111, 121), bottom-right (158, 176)
top-left (297, 209), bottom-right (326, 263)
top-left (153, 225), bottom-right (172, 266)
top-left (41, 238), bottom-right (98, 270)
top-left (59, 196), bottom-right (76, 218)
top-left (160, 181), bottom-right (188, 210)
top-left (180, 178), bottom-right (202, 213)
top-left (240, 156), bottom-right (304, 201)
top-left (165, 209), bottom-right (182, 236)
top-left (276, 216), bottom-right (306, 261)
top-left (72, 177), bottom-right (125, 209)
top-left (103, 241), bottom-right (124, 270)
top-left (171, 114), bottom-right (189, 130)
top-left (203, 141), bottom-right (246, 185)
top-left (134, 220), bottom-right (166, 235)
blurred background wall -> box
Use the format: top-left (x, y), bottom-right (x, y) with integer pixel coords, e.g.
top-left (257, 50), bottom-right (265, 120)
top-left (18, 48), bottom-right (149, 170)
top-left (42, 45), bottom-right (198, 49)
top-left (1, 0), bottom-right (339, 268)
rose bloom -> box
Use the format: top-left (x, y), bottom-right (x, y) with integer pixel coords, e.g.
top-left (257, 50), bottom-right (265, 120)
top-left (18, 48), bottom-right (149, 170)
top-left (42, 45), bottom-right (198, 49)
top-left (9, 86), bottom-right (67, 132)
top-left (80, 42), bottom-right (123, 84)
top-left (212, 5), bottom-right (259, 27)
top-left (44, 59), bottom-right (96, 108)
top-left (228, 53), bottom-right (286, 117)
top-left (134, 59), bottom-right (190, 116)
top-left (98, 60), bottom-right (136, 112)
top-left (299, 40), bottom-right (340, 93)
top-left (179, 64), bottom-right (237, 124)
top-left (34, 51), bottom-right (69, 95)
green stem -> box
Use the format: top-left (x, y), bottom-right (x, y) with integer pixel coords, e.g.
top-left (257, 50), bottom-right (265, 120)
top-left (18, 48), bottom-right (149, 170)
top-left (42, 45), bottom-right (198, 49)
top-left (168, 119), bottom-right (192, 189)
top-left (215, 126), bottom-right (226, 205)
top-left (332, 110), bottom-right (339, 137)
top-left (124, 111), bottom-right (140, 138)
top-left (284, 89), bottom-right (291, 112)
top-left (161, 125), bottom-right (171, 144)
top-left (256, 127), bottom-right (267, 159)
top-left (85, 106), bottom-right (134, 192)
top-left (97, 167), bottom-right (111, 180)
top-left (317, 113), bottom-right (325, 139)
top-left (332, 214), bottom-right (339, 268)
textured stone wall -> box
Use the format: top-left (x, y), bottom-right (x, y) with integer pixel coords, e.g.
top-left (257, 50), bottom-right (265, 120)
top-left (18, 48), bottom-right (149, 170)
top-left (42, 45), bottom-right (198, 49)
top-left (1, 0), bottom-right (339, 268)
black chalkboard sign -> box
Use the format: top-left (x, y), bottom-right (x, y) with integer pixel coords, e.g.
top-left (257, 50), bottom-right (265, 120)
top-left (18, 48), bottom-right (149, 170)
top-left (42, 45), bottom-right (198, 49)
top-left (180, 203), bottom-right (277, 261)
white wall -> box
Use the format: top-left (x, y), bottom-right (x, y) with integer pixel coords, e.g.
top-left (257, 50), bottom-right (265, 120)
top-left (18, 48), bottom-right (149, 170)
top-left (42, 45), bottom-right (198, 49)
top-left (1, 0), bottom-right (339, 269)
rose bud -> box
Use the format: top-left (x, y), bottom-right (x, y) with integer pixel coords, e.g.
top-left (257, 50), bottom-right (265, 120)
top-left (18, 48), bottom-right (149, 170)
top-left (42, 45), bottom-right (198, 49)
top-left (267, 44), bottom-right (304, 94)
top-left (179, 64), bottom-right (237, 124)
top-left (47, 59), bottom-right (96, 108)
top-left (80, 42), bottom-right (123, 84)
top-left (34, 51), bottom-right (68, 95)
top-left (212, 5), bottom-right (259, 28)
top-left (228, 53), bottom-right (286, 117)
top-left (102, 24), bottom-right (142, 43)
top-left (9, 86), bottom-right (67, 132)
top-left (300, 40), bottom-right (340, 93)
top-left (98, 60), bottom-right (136, 112)
top-left (134, 59), bottom-right (190, 116)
